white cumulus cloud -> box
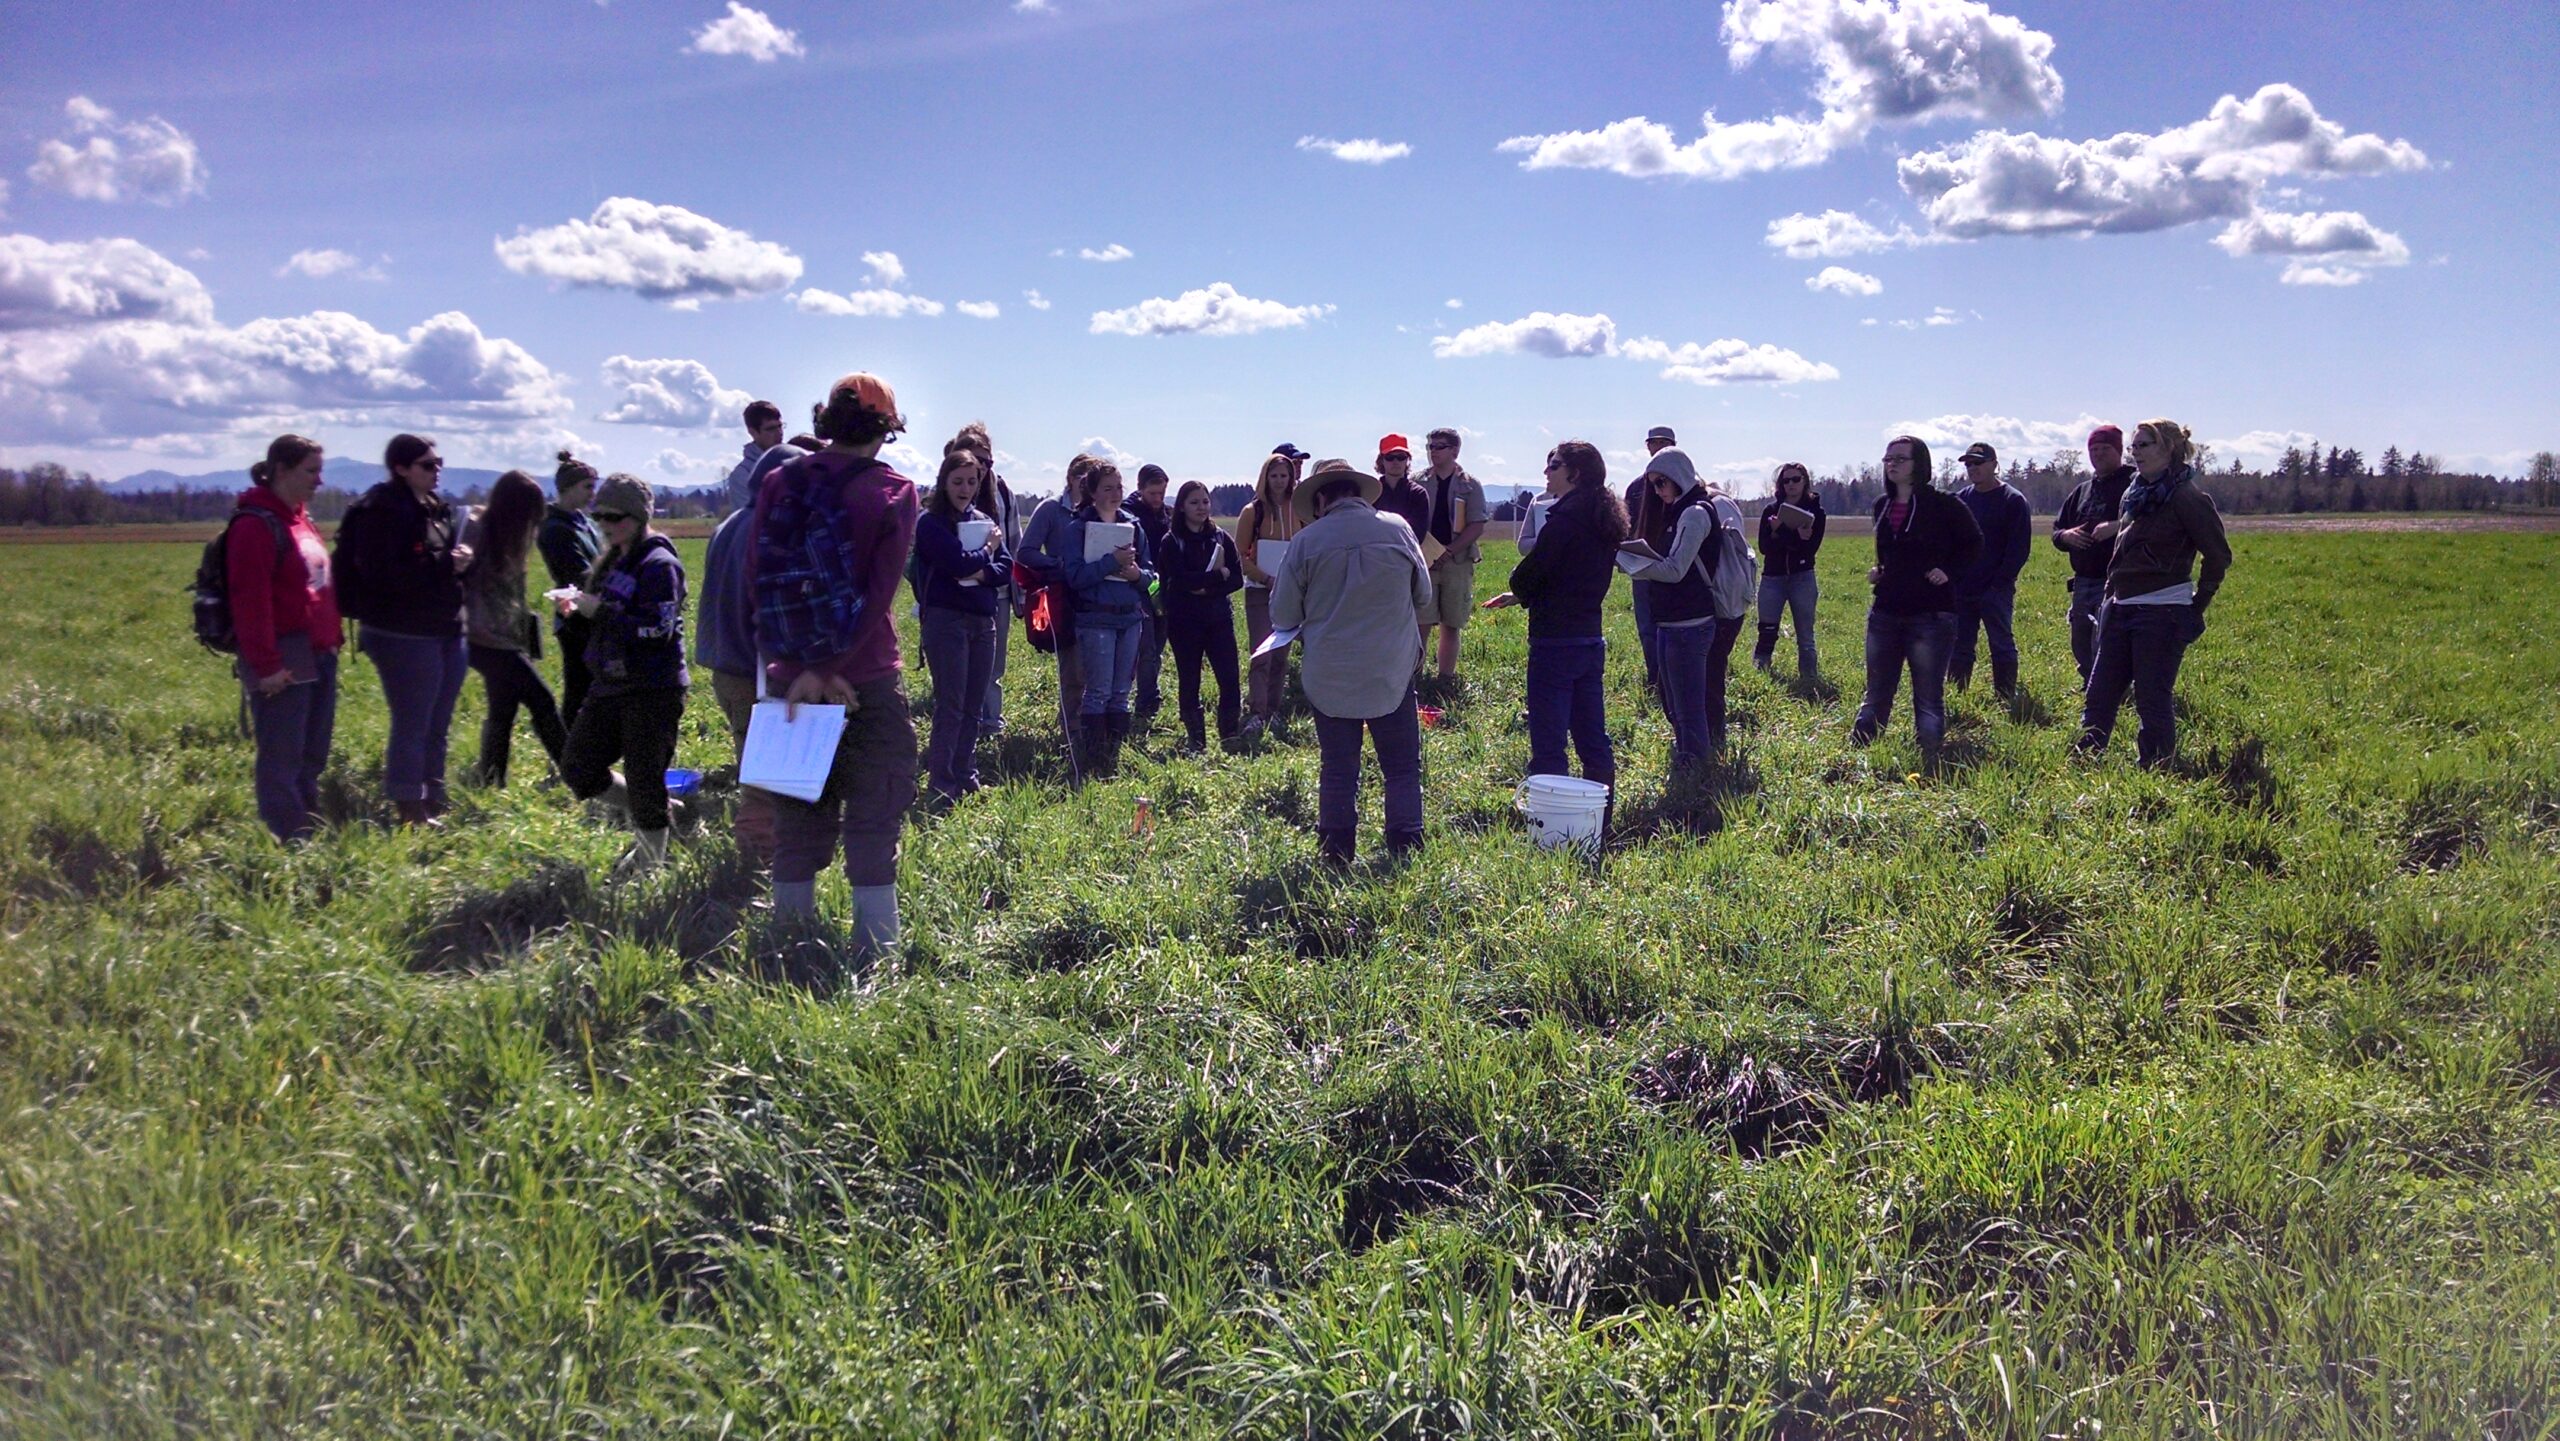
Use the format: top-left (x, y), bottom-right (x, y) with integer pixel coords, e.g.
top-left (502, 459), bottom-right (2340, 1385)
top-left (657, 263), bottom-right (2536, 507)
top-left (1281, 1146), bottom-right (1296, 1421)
top-left (1897, 83), bottom-right (2426, 239)
top-left (2214, 208), bottom-right (2410, 287)
top-left (1078, 243), bottom-right (1134, 263)
top-left (956, 300), bottom-right (1000, 319)
top-left (1434, 311), bottom-right (1619, 360)
top-left (278, 248), bottom-right (385, 281)
top-left (792, 287), bottom-right (945, 318)
top-left (495, 197), bottom-right (803, 307)
top-left (1, 233), bottom-right (214, 330)
top-left (685, 3), bottom-right (804, 61)
top-left (861, 250), bottom-right (906, 287)
top-left (1435, 308), bottom-right (1837, 385)
top-left (2207, 429), bottom-right (2321, 467)
top-left (1887, 411), bottom-right (2111, 456)
top-left (0, 300), bottom-right (570, 450)
top-left (1089, 282), bottom-right (1330, 338)
top-left (653, 448), bottom-right (732, 481)
top-left (1500, 0), bottom-right (2061, 180)
top-left (595, 355), bottom-right (753, 427)
top-left (1296, 136), bottom-right (1413, 164)
top-left (27, 96), bottom-right (208, 206)
top-left (1806, 265), bottom-right (1882, 296)
top-left (1023, 288), bottom-right (1052, 310)
top-left (1764, 208), bottom-right (1931, 258)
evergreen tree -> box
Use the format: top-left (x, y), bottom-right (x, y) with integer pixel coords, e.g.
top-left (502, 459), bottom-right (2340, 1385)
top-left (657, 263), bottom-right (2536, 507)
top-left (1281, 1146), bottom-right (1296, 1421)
top-left (2382, 446), bottom-right (2406, 478)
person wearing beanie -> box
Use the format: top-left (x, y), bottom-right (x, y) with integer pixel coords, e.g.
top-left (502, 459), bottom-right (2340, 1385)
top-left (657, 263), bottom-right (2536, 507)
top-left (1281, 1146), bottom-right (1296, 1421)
top-left (538, 451), bottom-right (605, 729)
top-left (2053, 424), bottom-right (2136, 685)
top-left (332, 432), bottom-right (471, 827)
top-left (558, 472), bottom-right (691, 875)
top-left (747, 372), bottom-right (920, 960)
top-left (1128, 462), bottom-right (1173, 726)
top-left (1949, 441), bottom-right (2032, 701)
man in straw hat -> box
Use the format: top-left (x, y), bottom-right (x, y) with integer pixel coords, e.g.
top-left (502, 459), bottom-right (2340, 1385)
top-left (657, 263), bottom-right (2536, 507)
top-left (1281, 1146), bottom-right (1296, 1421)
top-left (1271, 458), bottom-right (1434, 865)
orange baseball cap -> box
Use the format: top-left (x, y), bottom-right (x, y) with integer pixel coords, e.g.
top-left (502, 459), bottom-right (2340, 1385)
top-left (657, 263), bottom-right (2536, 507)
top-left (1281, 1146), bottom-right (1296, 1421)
top-left (828, 371), bottom-right (900, 418)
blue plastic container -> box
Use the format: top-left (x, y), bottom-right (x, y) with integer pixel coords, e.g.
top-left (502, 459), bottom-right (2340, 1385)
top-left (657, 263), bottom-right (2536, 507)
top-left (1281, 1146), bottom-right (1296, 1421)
top-left (663, 767), bottom-right (704, 799)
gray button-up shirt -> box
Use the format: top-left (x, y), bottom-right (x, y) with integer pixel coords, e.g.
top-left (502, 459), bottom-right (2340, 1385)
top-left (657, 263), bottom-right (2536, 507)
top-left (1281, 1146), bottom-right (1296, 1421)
top-left (1272, 498), bottom-right (1432, 720)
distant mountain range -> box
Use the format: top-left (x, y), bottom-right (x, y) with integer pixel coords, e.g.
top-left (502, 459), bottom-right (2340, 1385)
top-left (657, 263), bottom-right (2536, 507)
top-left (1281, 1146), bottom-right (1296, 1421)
top-left (110, 466), bottom-right (511, 494)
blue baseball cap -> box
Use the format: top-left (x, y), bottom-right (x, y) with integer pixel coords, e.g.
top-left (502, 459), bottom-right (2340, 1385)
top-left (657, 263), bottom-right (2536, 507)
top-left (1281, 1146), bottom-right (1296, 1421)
top-left (1272, 442), bottom-right (1309, 461)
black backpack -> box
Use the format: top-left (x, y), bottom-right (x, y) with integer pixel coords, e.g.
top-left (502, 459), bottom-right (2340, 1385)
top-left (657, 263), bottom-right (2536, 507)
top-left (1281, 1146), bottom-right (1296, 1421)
top-left (191, 506), bottom-right (290, 655)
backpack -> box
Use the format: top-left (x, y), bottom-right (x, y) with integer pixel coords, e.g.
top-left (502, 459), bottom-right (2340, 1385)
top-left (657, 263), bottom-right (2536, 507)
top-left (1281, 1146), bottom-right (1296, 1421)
top-left (1701, 498), bottom-right (1759, 621)
top-left (753, 454), bottom-right (881, 663)
top-left (191, 506), bottom-right (290, 654)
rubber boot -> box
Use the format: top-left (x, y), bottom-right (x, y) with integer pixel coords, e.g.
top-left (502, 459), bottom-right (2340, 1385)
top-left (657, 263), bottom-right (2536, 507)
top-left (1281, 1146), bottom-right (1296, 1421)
top-left (1081, 716), bottom-right (1112, 781)
top-left (618, 826), bottom-right (670, 877)
top-left (1105, 712), bottom-right (1131, 775)
top-left (1753, 623), bottom-right (1779, 671)
top-left (850, 883), bottom-right (900, 961)
top-left (1317, 828), bottom-right (1356, 867)
top-left (771, 879), bottom-right (817, 918)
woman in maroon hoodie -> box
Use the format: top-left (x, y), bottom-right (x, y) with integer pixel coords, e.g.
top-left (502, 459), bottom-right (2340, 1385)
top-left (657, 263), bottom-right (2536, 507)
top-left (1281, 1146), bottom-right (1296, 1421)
top-left (227, 434), bottom-right (345, 842)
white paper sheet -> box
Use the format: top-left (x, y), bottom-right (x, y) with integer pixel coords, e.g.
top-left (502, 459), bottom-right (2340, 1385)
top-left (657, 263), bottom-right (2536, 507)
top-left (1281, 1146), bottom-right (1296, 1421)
top-left (1250, 626), bottom-right (1300, 660)
top-left (957, 519), bottom-right (993, 549)
top-left (1082, 521), bottom-right (1135, 561)
top-left (1614, 540), bottom-right (1663, 575)
top-left (740, 700), bottom-right (847, 802)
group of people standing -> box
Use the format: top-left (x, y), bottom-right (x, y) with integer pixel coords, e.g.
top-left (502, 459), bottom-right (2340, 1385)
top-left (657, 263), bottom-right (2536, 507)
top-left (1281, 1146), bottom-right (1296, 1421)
top-left (214, 366), bottom-right (2235, 952)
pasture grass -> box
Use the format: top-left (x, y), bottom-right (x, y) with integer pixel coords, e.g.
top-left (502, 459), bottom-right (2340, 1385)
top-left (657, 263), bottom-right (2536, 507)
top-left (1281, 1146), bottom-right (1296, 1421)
top-left (2, 530), bottom-right (2557, 1437)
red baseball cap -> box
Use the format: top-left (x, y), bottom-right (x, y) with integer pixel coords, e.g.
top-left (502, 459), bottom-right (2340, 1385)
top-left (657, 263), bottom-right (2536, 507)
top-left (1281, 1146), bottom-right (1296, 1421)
top-left (1377, 433), bottom-right (1411, 458)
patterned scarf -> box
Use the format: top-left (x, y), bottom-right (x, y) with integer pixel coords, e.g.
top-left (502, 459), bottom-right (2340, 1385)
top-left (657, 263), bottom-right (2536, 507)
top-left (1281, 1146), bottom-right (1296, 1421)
top-left (2120, 462), bottom-right (2190, 520)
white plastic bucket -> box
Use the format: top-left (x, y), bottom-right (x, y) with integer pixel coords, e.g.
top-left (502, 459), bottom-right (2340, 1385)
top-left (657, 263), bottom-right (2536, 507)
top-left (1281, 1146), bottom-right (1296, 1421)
top-left (1515, 774), bottom-right (1611, 852)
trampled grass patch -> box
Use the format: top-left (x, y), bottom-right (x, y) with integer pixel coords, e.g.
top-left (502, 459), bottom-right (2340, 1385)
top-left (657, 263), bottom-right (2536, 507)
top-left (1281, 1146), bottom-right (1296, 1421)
top-left (2, 531), bottom-right (2557, 1436)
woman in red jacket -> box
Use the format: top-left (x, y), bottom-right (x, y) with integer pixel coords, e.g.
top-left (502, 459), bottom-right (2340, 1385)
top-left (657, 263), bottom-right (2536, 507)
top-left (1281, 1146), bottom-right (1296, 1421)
top-left (227, 434), bottom-right (344, 842)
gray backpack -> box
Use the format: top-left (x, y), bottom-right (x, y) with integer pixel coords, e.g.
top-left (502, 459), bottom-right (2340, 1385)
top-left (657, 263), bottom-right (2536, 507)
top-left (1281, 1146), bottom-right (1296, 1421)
top-left (1702, 497), bottom-right (1758, 621)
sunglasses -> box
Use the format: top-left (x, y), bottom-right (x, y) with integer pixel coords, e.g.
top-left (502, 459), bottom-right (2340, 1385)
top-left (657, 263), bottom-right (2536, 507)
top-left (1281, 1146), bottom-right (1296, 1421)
top-left (416, 457), bottom-right (444, 471)
top-left (1964, 456), bottom-right (1993, 465)
top-left (2130, 438), bottom-right (2160, 450)
top-left (594, 510), bottom-right (636, 523)
top-left (1426, 441), bottom-right (1456, 451)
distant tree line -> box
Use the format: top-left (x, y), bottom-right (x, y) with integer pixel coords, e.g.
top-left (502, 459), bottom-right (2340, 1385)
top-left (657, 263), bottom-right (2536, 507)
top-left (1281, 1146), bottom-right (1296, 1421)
top-left (5, 449), bottom-right (2556, 529)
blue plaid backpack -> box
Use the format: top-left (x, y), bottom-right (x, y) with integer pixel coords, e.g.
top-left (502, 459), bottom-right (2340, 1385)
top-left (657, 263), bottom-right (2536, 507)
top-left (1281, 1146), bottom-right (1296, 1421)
top-left (753, 453), bottom-right (881, 664)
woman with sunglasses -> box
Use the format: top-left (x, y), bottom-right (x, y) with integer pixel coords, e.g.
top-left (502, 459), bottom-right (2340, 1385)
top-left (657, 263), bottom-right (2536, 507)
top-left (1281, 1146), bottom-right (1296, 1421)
top-left (1754, 462), bottom-right (1825, 678)
top-left (559, 473), bottom-right (691, 874)
top-left (1485, 442), bottom-right (1625, 799)
top-left (2075, 419), bottom-right (2232, 767)
top-left (332, 432), bottom-right (472, 827)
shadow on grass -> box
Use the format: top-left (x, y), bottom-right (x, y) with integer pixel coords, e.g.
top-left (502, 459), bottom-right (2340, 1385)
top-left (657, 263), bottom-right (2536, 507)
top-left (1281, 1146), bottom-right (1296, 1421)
top-left (1608, 753), bottom-right (1760, 847)
top-left (407, 857), bottom-right (593, 973)
top-left (15, 817), bottom-right (177, 906)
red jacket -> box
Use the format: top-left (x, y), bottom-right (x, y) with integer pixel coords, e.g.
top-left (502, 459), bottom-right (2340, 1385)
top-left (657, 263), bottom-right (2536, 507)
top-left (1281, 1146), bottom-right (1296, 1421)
top-left (749, 452), bottom-right (918, 692)
top-left (227, 484), bottom-right (343, 680)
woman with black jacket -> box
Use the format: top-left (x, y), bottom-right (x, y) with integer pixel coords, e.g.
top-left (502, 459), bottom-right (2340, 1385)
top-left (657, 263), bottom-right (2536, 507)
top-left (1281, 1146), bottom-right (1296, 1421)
top-left (1487, 441), bottom-right (1624, 792)
top-left (1157, 480), bottom-right (1245, 750)
top-left (1754, 462), bottom-right (1826, 677)
top-left (332, 432), bottom-right (472, 827)
top-left (913, 450), bottom-right (1011, 803)
top-left (558, 473), bottom-right (691, 875)
top-left (1850, 436), bottom-right (1981, 760)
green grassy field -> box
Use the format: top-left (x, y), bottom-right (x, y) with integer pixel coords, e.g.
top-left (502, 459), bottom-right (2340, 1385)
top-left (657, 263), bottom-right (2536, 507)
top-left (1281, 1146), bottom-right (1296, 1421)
top-left (3, 531), bottom-right (2556, 1438)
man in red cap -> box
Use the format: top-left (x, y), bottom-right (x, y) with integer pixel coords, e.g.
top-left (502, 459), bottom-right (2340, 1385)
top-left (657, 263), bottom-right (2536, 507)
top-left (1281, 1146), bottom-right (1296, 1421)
top-left (1373, 434), bottom-right (1433, 547)
top-left (747, 370), bottom-right (920, 963)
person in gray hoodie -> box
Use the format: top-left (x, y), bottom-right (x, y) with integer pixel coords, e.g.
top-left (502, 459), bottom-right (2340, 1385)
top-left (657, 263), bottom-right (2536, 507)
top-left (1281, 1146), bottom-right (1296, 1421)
top-left (1622, 446), bottom-right (1726, 767)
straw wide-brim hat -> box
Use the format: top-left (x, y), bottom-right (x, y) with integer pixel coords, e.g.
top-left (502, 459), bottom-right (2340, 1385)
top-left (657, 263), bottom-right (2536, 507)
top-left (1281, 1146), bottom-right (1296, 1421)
top-left (1292, 461), bottom-right (1380, 523)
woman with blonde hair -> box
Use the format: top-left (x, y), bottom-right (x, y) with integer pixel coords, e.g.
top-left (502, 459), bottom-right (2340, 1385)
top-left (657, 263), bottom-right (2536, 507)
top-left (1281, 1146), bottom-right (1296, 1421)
top-left (2075, 419), bottom-right (2232, 767)
top-left (1235, 451), bottom-right (1302, 734)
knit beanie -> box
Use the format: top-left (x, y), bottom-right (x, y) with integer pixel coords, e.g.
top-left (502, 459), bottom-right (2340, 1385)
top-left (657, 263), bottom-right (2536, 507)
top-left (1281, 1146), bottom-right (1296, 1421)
top-left (595, 472), bottom-right (653, 521)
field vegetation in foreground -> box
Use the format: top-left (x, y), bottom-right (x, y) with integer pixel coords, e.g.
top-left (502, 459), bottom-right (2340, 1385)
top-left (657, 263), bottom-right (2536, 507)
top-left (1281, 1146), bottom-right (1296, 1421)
top-left (2, 531), bottom-right (2556, 1438)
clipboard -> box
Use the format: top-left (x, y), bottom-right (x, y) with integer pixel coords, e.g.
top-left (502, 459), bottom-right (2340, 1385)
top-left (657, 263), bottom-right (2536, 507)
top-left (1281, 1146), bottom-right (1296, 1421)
top-left (1082, 521), bottom-right (1135, 562)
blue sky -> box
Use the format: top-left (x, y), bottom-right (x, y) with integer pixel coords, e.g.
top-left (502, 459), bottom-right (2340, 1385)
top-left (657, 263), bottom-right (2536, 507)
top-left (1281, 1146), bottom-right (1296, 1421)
top-left (3, 0), bottom-right (2552, 496)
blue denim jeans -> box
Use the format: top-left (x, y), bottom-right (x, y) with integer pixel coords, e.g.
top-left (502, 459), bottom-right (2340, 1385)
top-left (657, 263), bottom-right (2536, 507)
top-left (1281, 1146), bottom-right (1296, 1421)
top-left (1076, 614), bottom-right (1143, 718)
top-left (1134, 612), bottom-right (1165, 714)
top-left (1526, 636), bottom-right (1615, 785)
top-left (2079, 600), bottom-right (2205, 766)
top-left (245, 648), bottom-right (340, 841)
top-left (1628, 582), bottom-right (1660, 694)
top-left (1950, 585), bottom-right (2018, 688)
top-left (920, 605), bottom-right (996, 797)
top-left (1854, 608), bottom-right (1956, 751)
top-left (1756, 571), bottom-right (1819, 676)
top-left (1654, 623), bottom-right (1715, 768)
top-left (1315, 686), bottom-right (1423, 859)
top-left (2067, 577), bottom-right (2107, 686)
top-left (359, 629), bottom-right (468, 803)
